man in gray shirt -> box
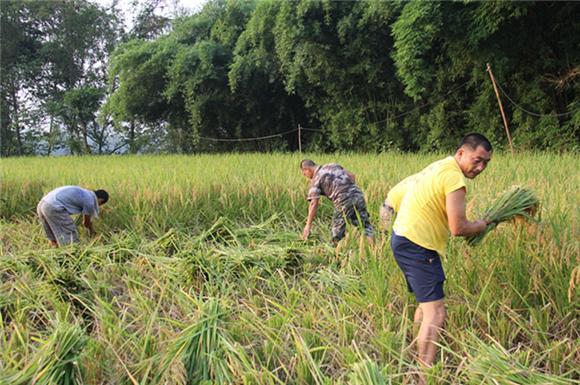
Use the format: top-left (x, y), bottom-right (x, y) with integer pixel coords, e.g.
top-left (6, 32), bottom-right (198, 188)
top-left (300, 159), bottom-right (374, 245)
top-left (37, 186), bottom-right (109, 247)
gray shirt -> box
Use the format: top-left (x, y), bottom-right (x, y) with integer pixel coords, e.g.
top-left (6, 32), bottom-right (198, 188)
top-left (41, 186), bottom-right (99, 217)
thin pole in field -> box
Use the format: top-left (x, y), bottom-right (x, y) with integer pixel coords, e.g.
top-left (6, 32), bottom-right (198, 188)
top-left (298, 124), bottom-right (302, 153)
top-left (487, 63), bottom-right (514, 154)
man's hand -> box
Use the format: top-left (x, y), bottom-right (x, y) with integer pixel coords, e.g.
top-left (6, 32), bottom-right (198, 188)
top-left (83, 214), bottom-right (96, 236)
top-left (303, 198), bottom-right (319, 240)
top-left (476, 219), bottom-right (489, 232)
top-left (302, 225), bottom-right (311, 240)
top-left (380, 201), bottom-right (395, 231)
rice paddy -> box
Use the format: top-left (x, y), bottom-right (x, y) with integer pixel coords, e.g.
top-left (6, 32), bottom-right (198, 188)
top-left (0, 152), bottom-right (578, 384)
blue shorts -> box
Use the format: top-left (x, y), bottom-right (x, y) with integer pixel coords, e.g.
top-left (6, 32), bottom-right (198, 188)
top-left (391, 232), bottom-right (445, 303)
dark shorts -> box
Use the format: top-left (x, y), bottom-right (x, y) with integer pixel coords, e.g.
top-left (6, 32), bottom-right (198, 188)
top-left (391, 232), bottom-right (445, 303)
top-left (332, 194), bottom-right (374, 242)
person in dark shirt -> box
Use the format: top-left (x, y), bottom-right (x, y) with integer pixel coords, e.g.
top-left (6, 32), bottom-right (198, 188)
top-left (300, 159), bottom-right (374, 245)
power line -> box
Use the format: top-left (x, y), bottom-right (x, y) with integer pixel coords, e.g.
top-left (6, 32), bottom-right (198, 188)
top-left (495, 81), bottom-right (578, 118)
top-left (299, 127), bottom-right (322, 132)
top-left (198, 128), bottom-right (298, 142)
top-left (196, 74), bottom-right (577, 143)
top-left (297, 81), bottom-right (473, 134)
top-left (372, 80), bottom-right (472, 124)
top-left (292, 81), bottom-right (472, 136)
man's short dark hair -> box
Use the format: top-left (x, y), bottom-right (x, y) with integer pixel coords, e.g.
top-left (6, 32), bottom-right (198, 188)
top-left (94, 189), bottom-right (109, 203)
top-left (458, 133), bottom-right (492, 152)
top-left (300, 159), bottom-right (316, 169)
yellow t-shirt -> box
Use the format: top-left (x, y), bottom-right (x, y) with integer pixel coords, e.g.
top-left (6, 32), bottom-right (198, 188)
top-left (393, 156), bottom-right (466, 257)
top-left (386, 173), bottom-right (419, 212)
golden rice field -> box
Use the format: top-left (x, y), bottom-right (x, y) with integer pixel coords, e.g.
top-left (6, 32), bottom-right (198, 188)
top-left (0, 152), bottom-right (578, 384)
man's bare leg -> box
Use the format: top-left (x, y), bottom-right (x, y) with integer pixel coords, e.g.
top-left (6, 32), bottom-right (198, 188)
top-left (408, 306), bottom-right (423, 384)
top-left (414, 305), bottom-right (423, 331)
top-left (415, 299), bottom-right (446, 385)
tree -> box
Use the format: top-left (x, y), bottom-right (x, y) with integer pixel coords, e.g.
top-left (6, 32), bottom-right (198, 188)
top-left (0, 1), bottom-right (44, 156)
top-left (1, 0), bottom-right (123, 156)
top-left (272, 0), bottom-right (410, 151)
top-left (3, 0), bottom-right (578, 155)
top-left (36, 0), bottom-right (121, 154)
top-left (104, 37), bottom-right (182, 152)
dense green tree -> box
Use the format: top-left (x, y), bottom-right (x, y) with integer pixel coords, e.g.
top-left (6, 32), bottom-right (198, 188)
top-left (0, 1), bottom-right (44, 156)
top-left (1, 0), bottom-right (121, 155)
top-left (107, 0), bottom-right (267, 152)
top-left (37, 0), bottom-right (121, 154)
top-left (228, 0), bottom-right (308, 151)
top-left (164, 0), bottom-right (264, 151)
top-left (391, 1), bottom-right (579, 150)
top-left (130, 0), bottom-right (172, 40)
top-left (272, 0), bottom-right (416, 151)
top-left (3, 0), bottom-right (578, 155)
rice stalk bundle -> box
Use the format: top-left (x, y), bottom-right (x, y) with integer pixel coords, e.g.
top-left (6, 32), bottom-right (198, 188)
top-left (2, 323), bottom-right (88, 385)
top-left (36, 323), bottom-right (87, 385)
top-left (464, 334), bottom-right (570, 384)
top-left (182, 299), bottom-right (232, 385)
top-left (154, 298), bottom-right (233, 385)
top-left (467, 185), bottom-right (539, 246)
top-left (348, 359), bottom-right (387, 385)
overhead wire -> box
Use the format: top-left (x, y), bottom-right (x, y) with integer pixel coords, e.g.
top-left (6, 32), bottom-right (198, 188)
top-left (495, 81), bottom-right (578, 118)
top-left (195, 75), bottom-right (577, 142)
top-left (198, 128), bottom-right (298, 142)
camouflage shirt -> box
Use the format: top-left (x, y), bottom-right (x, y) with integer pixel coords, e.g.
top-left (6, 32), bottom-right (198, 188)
top-left (307, 163), bottom-right (363, 206)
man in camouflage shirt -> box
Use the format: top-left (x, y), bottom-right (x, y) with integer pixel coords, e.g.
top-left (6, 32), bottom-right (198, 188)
top-left (300, 159), bottom-right (374, 244)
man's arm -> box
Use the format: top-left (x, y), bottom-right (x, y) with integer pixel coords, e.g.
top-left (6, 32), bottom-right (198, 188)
top-left (446, 188), bottom-right (488, 236)
top-left (302, 198), bottom-right (319, 240)
top-left (83, 214), bottom-right (96, 236)
top-left (380, 199), bottom-right (396, 230)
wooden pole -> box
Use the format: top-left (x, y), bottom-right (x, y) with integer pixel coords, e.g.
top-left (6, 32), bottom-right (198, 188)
top-left (486, 63), bottom-right (514, 154)
top-left (298, 124), bottom-right (302, 153)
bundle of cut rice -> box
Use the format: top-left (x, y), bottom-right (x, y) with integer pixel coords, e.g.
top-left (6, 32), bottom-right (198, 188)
top-left (467, 185), bottom-right (540, 246)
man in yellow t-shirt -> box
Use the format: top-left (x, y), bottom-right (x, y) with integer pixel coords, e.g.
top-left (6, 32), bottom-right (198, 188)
top-left (379, 173), bottom-right (419, 231)
top-left (390, 133), bottom-right (492, 382)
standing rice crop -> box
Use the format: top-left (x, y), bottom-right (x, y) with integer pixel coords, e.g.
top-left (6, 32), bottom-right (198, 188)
top-left (0, 152), bottom-right (577, 384)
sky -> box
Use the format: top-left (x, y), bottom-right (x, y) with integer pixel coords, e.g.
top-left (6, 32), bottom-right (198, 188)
top-left (92, 0), bottom-right (208, 29)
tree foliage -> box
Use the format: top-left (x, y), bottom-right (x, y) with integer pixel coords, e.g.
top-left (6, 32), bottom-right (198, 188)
top-left (1, 0), bottom-right (121, 156)
top-left (3, 0), bottom-right (579, 155)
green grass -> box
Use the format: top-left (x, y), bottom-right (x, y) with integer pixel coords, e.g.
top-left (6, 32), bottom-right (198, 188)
top-left (0, 152), bottom-right (578, 384)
